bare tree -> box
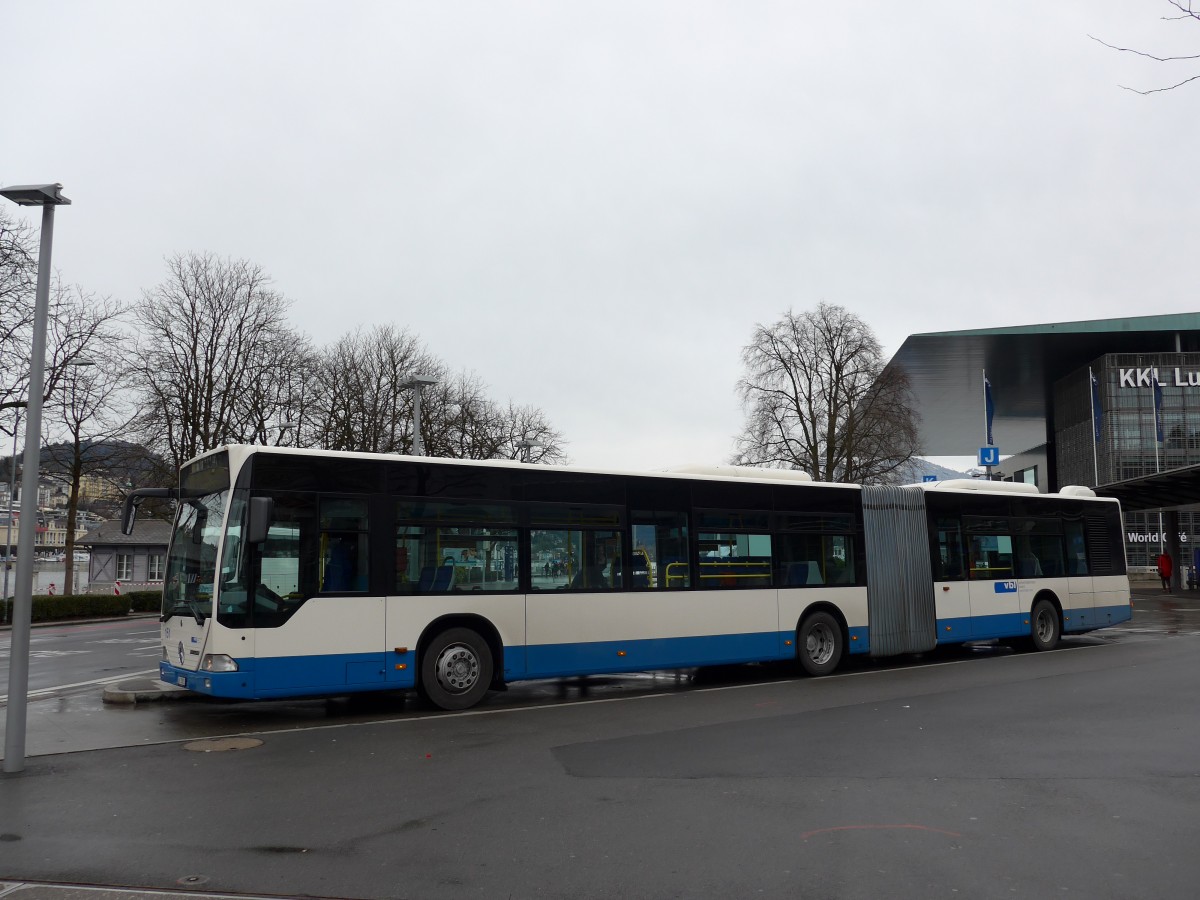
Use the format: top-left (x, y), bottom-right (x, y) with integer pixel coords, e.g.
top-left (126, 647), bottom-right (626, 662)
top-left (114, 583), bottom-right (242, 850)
top-left (309, 324), bottom-right (569, 462)
top-left (1091, 1), bottom-right (1200, 93)
top-left (128, 253), bottom-right (308, 472)
top-left (733, 302), bottom-right (920, 483)
top-left (237, 335), bottom-right (317, 447)
top-left (310, 324), bottom-right (442, 454)
top-left (423, 377), bottom-right (569, 463)
top-left (490, 401), bottom-right (569, 464)
top-left (0, 217), bottom-right (98, 425)
top-left (0, 211), bottom-right (36, 419)
top-left (422, 371), bottom-right (499, 459)
top-left (41, 286), bottom-right (129, 593)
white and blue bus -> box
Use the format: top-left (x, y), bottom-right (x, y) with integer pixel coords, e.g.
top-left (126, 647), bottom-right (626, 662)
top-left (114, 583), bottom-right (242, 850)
top-left (125, 446), bottom-right (1132, 710)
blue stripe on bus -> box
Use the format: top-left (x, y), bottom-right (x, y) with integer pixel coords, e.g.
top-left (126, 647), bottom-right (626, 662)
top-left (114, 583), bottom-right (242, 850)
top-left (523, 631), bottom-right (790, 679)
top-left (932, 602), bottom-right (1133, 644)
top-left (160, 653), bottom-right (416, 700)
top-left (847, 626), bottom-right (870, 654)
top-left (159, 601), bottom-right (1131, 699)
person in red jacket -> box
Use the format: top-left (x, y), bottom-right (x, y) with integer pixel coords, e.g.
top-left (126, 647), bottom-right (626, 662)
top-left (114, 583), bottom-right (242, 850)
top-left (1156, 551), bottom-right (1173, 593)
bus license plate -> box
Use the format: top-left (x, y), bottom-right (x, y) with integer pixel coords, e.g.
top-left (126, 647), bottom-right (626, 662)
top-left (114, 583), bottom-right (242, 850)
top-left (177, 676), bottom-right (186, 687)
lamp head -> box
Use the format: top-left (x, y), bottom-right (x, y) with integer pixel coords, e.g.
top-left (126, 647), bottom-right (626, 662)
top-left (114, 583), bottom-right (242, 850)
top-left (402, 374), bottom-right (439, 388)
top-left (0, 183), bottom-right (71, 207)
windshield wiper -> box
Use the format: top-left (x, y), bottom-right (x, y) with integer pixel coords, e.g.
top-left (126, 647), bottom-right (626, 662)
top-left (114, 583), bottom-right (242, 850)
top-left (160, 601), bottom-right (207, 626)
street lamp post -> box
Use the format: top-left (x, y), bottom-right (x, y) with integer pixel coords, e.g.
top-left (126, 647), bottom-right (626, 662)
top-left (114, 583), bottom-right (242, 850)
top-left (516, 439), bottom-right (543, 463)
top-left (2, 182), bottom-right (70, 775)
top-left (402, 375), bottom-right (438, 456)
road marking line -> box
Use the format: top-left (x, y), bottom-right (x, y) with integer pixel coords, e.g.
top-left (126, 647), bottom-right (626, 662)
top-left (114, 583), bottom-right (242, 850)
top-left (0, 669), bottom-right (158, 703)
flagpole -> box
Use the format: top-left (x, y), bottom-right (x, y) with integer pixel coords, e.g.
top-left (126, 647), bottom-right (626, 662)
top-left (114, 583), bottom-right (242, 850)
top-left (1153, 369), bottom-right (1162, 553)
top-left (982, 369), bottom-right (990, 479)
top-left (1088, 367), bottom-right (1099, 486)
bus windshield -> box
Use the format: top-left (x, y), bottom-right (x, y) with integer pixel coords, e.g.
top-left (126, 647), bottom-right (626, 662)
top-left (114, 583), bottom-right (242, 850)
top-left (161, 452), bottom-right (231, 623)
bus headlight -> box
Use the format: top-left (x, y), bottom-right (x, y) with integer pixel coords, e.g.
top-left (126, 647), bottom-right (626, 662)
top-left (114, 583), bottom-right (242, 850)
top-left (201, 654), bottom-right (239, 672)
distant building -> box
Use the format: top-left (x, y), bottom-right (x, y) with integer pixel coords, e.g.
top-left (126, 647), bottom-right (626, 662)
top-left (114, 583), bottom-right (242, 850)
top-left (77, 473), bottom-right (125, 503)
top-left (77, 519), bottom-right (170, 594)
top-left (0, 510), bottom-right (91, 556)
top-left (884, 312), bottom-right (1200, 568)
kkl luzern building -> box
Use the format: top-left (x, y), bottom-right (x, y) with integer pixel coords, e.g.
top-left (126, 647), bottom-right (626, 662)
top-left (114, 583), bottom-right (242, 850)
top-left (885, 314), bottom-right (1200, 574)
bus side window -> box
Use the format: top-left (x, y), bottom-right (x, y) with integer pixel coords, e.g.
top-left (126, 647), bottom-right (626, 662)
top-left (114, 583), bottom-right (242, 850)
top-left (630, 510), bottom-right (690, 589)
top-left (1064, 520), bottom-right (1089, 575)
top-left (968, 534), bottom-right (1014, 579)
top-left (534, 529), bottom-right (623, 591)
top-left (932, 517), bottom-right (965, 581)
top-left (696, 532), bottom-right (772, 588)
top-left (320, 498), bottom-right (369, 593)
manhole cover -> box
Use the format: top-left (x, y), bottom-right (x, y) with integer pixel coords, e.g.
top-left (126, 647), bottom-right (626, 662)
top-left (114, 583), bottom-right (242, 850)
top-left (182, 737), bottom-right (263, 752)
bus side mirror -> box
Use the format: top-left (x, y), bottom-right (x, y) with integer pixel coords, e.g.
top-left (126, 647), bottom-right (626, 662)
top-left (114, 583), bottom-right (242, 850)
top-left (247, 496), bottom-right (274, 544)
top-left (121, 487), bottom-right (177, 535)
top-left (121, 497), bottom-right (140, 536)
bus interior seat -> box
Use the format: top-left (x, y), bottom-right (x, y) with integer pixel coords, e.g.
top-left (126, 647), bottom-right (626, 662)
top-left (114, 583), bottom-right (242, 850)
top-left (418, 567), bottom-right (435, 592)
top-left (417, 565), bottom-right (456, 592)
top-left (431, 565), bottom-right (455, 592)
top-left (782, 561), bottom-right (823, 586)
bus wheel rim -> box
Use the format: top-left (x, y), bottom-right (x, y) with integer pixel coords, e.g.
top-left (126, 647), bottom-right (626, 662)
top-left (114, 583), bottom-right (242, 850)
top-left (806, 624), bottom-right (833, 665)
top-left (1035, 610), bottom-right (1053, 642)
top-left (435, 644), bottom-right (480, 693)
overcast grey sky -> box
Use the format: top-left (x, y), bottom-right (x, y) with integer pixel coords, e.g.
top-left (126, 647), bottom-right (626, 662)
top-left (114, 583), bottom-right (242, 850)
top-left (5, 1), bottom-right (1199, 471)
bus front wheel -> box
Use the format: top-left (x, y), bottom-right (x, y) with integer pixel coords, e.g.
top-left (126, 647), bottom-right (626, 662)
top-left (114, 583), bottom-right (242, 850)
top-left (419, 627), bottom-right (494, 710)
top-left (798, 611), bottom-right (843, 676)
top-left (1030, 599), bottom-right (1061, 652)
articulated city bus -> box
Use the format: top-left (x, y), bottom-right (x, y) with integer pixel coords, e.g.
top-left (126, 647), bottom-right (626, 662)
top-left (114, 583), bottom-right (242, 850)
top-left (125, 446), bottom-right (1131, 710)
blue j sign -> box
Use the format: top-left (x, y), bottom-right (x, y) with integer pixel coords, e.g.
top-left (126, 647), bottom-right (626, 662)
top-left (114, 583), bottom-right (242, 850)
top-left (979, 446), bottom-right (1000, 467)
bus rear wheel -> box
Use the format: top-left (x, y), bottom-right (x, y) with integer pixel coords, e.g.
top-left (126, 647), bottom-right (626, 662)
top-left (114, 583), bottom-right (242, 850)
top-left (419, 627), bottom-right (494, 710)
top-left (1030, 599), bottom-right (1061, 652)
top-left (798, 611), bottom-right (843, 676)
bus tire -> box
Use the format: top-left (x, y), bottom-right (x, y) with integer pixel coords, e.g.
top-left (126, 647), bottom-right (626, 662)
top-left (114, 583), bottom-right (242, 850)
top-left (419, 627), bottom-right (493, 710)
top-left (798, 611), bottom-right (843, 676)
top-left (1030, 599), bottom-right (1061, 652)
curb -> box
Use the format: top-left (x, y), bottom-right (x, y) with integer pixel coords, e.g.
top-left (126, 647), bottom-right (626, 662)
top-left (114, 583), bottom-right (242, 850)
top-left (102, 678), bottom-right (195, 705)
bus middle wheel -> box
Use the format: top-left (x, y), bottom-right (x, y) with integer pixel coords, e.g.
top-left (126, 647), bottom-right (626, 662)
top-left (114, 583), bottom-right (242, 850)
top-left (419, 627), bottom-right (494, 710)
top-left (1030, 598), bottom-right (1061, 652)
top-left (798, 611), bottom-right (843, 677)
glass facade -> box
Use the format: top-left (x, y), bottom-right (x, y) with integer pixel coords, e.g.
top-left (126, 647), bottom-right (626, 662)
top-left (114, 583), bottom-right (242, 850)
top-left (1055, 353), bottom-right (1200, 567)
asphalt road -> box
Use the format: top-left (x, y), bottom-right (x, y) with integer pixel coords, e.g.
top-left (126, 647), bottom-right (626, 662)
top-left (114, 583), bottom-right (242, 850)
top-left (0, 598), bottom-right (1198, 899)
top-left (0, 618), bottom-right (161, 699)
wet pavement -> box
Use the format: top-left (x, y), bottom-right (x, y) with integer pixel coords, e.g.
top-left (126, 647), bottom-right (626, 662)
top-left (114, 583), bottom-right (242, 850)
top-left (0, 586), bottom-right (1196, 899)
top-left (2, 586), bottom-right (1194, 763)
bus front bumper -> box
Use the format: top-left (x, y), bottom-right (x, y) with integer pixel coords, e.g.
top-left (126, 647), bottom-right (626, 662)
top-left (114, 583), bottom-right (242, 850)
top-left (160, 661), bottom-right (254, 698)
